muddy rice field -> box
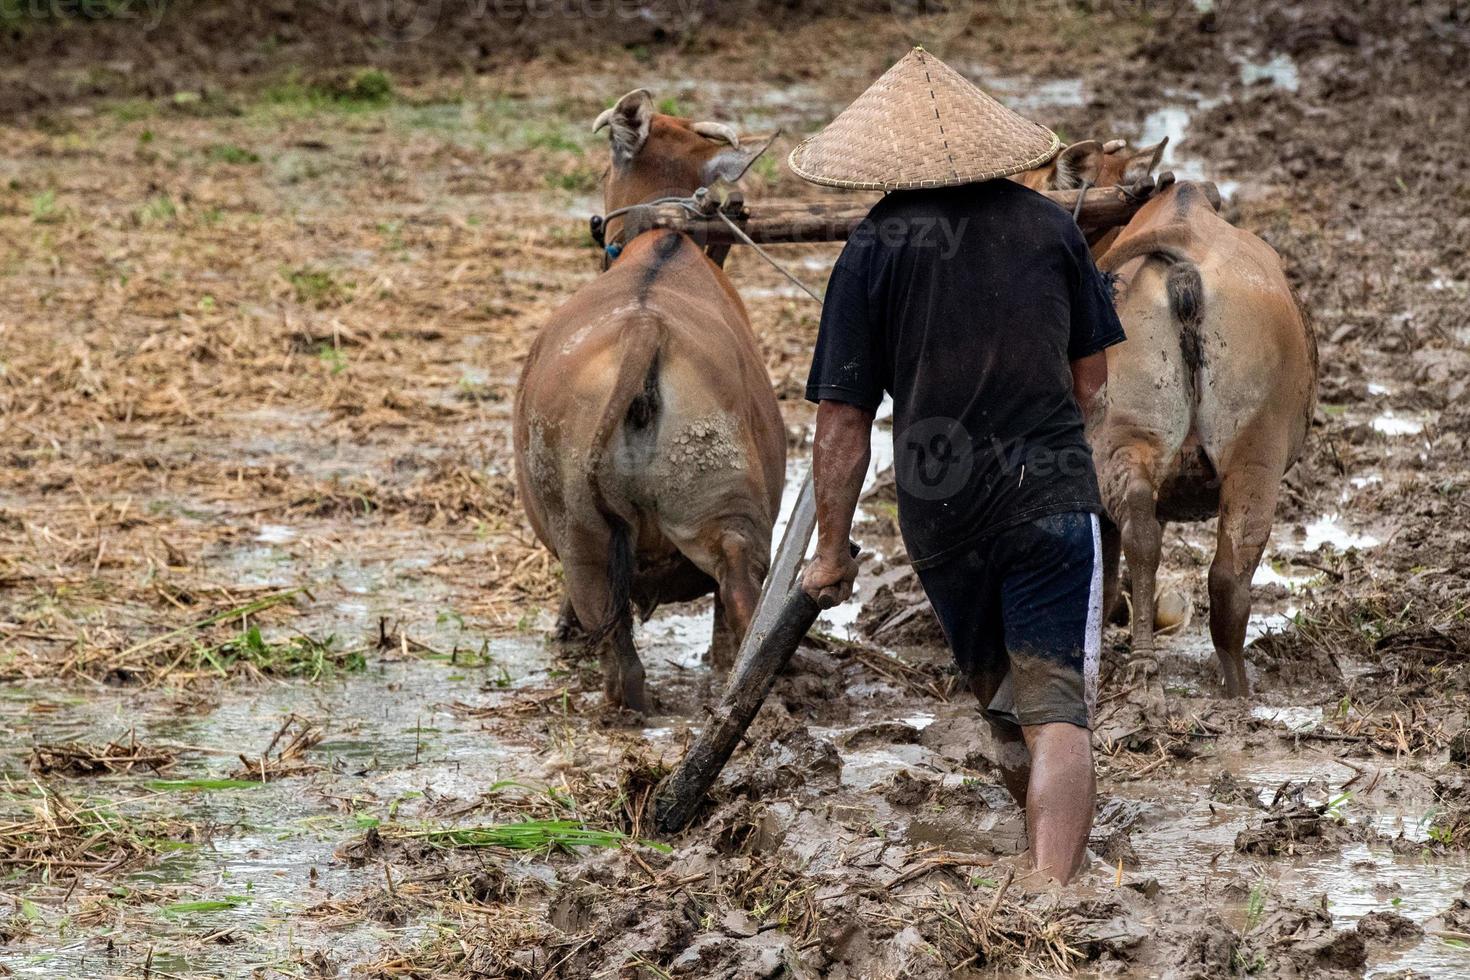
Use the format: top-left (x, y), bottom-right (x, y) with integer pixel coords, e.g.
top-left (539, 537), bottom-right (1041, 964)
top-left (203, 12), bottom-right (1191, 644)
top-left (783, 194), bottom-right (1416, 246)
top-left (2, 1), bottom-right (1469, 977)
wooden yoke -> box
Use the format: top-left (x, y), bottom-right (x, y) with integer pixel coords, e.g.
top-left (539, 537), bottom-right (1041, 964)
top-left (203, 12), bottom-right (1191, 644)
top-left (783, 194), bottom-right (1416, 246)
top-left (621, 173), bottom-right (1220, 249)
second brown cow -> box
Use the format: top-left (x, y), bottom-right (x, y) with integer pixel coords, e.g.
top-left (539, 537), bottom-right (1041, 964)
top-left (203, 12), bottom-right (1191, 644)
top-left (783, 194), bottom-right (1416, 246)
top-left (1024, 142), bottom-right (1318, 698)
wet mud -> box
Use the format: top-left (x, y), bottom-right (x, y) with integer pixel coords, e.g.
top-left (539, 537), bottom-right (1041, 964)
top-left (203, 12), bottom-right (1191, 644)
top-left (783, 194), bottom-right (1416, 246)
top-left (2, 0), bottom-right (1469, 977)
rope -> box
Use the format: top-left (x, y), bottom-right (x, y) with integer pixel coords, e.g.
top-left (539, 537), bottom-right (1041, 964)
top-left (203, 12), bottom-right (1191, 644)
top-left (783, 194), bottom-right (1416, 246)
top-left (715, 210), bottom-right (825, 305)
top-left (1072, 179), bottom-right (1093, 222)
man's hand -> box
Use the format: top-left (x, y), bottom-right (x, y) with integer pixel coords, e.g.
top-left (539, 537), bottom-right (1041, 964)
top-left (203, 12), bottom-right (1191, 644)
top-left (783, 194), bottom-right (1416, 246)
top-left (801, 548), bottom-right (859, 608)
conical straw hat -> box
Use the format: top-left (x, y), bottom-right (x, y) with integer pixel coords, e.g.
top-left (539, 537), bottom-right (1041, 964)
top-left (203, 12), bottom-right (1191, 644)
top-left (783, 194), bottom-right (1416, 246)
top-left (789, 47), bottom-right (1060, 190)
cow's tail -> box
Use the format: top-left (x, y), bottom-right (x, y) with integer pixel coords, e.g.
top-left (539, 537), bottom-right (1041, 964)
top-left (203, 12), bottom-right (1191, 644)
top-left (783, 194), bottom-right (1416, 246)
top-left (1165, 260), bottom-right (1206, 388)
top-left (585, 317), bottom-right (666, 644)
top-left (1105, 236), bottom-right (1206, 403)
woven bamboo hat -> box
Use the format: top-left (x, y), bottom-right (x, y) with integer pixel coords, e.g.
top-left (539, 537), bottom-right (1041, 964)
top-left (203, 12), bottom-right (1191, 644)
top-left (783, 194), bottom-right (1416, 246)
top-left (789, 47), bottom-right (1060, 190)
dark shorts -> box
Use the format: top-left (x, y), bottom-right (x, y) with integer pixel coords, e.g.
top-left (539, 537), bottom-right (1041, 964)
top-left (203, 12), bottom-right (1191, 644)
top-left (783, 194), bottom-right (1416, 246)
top-left (915, 511), bottom-right (1102, 730)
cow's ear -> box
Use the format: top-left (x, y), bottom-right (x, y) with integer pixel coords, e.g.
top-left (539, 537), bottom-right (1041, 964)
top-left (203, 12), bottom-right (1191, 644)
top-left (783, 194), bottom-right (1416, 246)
top-left (1053, 140), bottom-right (1104, 190)
top-left (1123, 137), bottom-right (1168, 185)
top-left (593, 89), bottom-right (654, 165)
top-left (701, 147), bottom-right (760, 186)
top-left (701, 131), bottom-right (778, 187)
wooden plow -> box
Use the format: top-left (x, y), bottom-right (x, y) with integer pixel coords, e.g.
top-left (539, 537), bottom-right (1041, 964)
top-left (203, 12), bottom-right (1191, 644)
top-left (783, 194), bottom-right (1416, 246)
top-left (616, 172), bottom-right (1217, 252)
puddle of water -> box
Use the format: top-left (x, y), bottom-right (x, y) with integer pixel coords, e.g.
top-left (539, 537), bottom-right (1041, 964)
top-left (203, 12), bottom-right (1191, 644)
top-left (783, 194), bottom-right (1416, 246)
top-left (1239, 53), bottom-right (1300, 92)
top-left (1300, 514), bottom-right (1380, 552)
top-left (640, 611), bottom-right (713, 669)
top-left (1371, 412), bottom-right (1426, 437)
top-left (770, 395), bottom-right (892, 564)
top-left (1138, 102), bottom-right (1241, 200)
top-left (865, 425), bottom-right (894, 495)
top-left (255, 523), bottom-right (298, 544)
top-left (1250, 704), bottom-right (1324, 732)
top-left (990, 76), bottom-right (1087, 113)
top-left (1246, 610), bottom-right (1294, 644)
top-left (834, 742), bottom-right (943, 790)
top-left (818, 596), bottom-right (863, 641)
top-left (0, 652), bottom-right (541, 978)
top-left (745, 284), bottom-right (814, 300)
top-left (771, 456), bottom-right (811, 556)
top-left (1253, 557), bottom-right (1316, 590)
top-left (1115, 748), bottom-right (1470, 977)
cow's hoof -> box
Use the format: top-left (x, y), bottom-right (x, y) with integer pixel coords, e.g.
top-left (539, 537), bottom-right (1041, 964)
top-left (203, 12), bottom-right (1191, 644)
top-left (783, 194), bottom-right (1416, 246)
top-left (1122, 655), bottom-right (1169, 719)
top-left (1219, 678), bottom-right (1251, 700)
top-left (1122, 654), bottom-right (1159, 687)
top-left (552, 619), bottom-right (590, 647)
top-left (604, 675), bottom-right (650, 716)
top-left (601, 703), bottom-right (648, 726)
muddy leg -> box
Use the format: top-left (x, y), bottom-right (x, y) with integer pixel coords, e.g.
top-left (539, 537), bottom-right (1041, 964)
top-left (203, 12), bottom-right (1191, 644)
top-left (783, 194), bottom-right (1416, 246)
top-left (562, 538), bottom-right (649, 713)
top-left (970, 675), bottom-right (1030, 806)
top-left (1116, 464), bottom-right (1167, 715)
top-left (1209, 459), bottom-right (1281, 698)
top-left (708, 591), bottom-right (738, 669)
top-left (688, 525), bottom-right (767, 672)
top-left (607, 621), bottom-right (648, 713)
top-left (1120, 473), bottom-right (1162, 660)
top-left (1021, 722), bottom-right (1095, 885)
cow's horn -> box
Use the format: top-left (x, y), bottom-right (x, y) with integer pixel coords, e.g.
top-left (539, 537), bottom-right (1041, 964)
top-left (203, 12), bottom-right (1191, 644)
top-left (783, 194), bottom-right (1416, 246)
top-left (1103, 139), bottom-right (1127, 153)
top-left (690, 120), bottom-right (741, 148)
top-left (592, 107), bottom-right (616, 134)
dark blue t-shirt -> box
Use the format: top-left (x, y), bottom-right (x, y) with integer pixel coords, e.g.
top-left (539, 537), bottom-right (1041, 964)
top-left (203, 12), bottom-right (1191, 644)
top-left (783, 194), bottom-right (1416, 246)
top-left (805, 179), bottom-right (1126, 570)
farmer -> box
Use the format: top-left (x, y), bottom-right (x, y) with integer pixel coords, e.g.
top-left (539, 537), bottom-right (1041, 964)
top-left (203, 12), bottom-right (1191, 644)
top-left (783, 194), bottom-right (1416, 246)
top-left (793, 48), bottom-right (1125, 885)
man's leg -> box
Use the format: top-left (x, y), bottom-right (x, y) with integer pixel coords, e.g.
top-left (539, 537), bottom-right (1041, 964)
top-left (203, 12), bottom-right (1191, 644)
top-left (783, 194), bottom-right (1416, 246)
top-left (998, 512), bottom-right (1105, 885)
top-left (1021, 722), bottom-right (1095, 883)
top-left (970, 675), bottom-right (1030, 807)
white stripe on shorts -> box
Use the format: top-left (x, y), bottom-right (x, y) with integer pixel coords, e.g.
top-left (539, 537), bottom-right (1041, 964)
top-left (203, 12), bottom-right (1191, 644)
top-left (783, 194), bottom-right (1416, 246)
top-left (1083, 514), bottom-right (1103, 717)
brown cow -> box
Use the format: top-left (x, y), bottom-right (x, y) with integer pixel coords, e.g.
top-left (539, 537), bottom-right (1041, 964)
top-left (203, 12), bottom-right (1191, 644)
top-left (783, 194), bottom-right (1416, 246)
top-left (1025, 143), bottom-right (1318, 697)
top-left (514, 90), bottom-right (785, 712)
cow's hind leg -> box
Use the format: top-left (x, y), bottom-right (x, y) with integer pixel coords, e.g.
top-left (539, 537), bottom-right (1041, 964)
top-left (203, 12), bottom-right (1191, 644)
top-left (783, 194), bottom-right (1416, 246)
top-left (561, 524), bottom-right (648, 713)
top-left (709, 591), bottom-right (738, 669)
top-left (675, 520), bottom-right (768, 672)
top-left (1208, 452), bottom-right (1283, 698)
top-left (1108, 445), bottom-right (1165, 679)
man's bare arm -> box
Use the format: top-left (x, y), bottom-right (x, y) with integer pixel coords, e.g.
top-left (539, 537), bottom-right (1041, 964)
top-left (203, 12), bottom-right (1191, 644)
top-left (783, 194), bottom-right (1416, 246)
top-left (1070, 351), bottom-right (1108, 428)
top-left (801, 399), bottom-right (874, 605)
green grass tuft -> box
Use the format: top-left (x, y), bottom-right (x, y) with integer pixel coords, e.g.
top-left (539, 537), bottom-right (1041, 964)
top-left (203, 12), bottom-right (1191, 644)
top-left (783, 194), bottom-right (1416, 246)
top-left (146, 778), bottom-right (262, 793)
top-left (162, 895), bottom-right (251, 915)
top-left (30, 190), bottom-right (60, 224)
top-left (205, 625), bottom-right (364, 680)
top-left (205, 144), bottom-right (260, 165)
top-left (287, 267), bottom-right (352, 308)
top-left (394, 818), bottom-right (670, 855)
